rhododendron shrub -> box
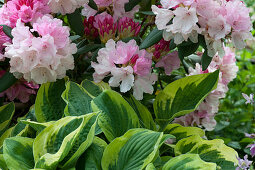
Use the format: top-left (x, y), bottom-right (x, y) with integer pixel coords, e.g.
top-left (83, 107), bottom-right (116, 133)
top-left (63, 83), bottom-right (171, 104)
top-left (0, 0), bottom-right (254, 169)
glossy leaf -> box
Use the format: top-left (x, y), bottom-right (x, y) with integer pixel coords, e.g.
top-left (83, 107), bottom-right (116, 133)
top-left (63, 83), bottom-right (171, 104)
top-left (154, 70), bottom-right (219, 131)
top-left (0, 154), bottom-right (7, 170)
top-left (101, 129), bottom-right (167, 170)
top-left (175, 135), bottom-right (238, 170)
top-left (0, 102), bottom-right (15, 136)
top-left (67, 9), bottom-right (84, 36)
top-left (162, 154), bottom-right (216, 170)
top-left (91, 90), bottom-right (140, 142)
top-left (3, 137), bottom-right (34, 170)
top-left (80, 79), bottom-right (110, 98)
top-left (125, 0), bottom-right (141, 12)
top-left (139, 28), bottom-right (163, 50)
top-left (0, 72), bottom-right (17, 93)
top-left (35, 79), bottom-right (66, 122)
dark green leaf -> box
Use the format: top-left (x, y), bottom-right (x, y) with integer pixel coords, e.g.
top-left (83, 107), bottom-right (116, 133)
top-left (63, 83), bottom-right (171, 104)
top-left (139, 28), bottom-right (163, 50)
top-left (67, 9), bottom-right (84, 36)
top-left (0, 25), bottom-right (13, 39)
top-left (0, 72), bottom-right (17, 93)
top-left (77, 44), bottom-right (104, 55)
top-left (125, 0), bottom-right (141, 12)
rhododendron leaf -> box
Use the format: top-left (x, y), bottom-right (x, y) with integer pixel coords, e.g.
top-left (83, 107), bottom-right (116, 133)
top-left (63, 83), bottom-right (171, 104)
top-left (0, 154), bottom-right (7, 170)
top-left (162, 154), bottom-right (216, 170)
top-left (101, 129), bottom-right (167, 170)
top-left (175, 135), bottom-right (238, 169)
top-left (139, 28), bottom-right (163, 50)
top-left (138, 11), bottom-right (155, 16)
top-left (88, 0), bottom-right (98, 10)
top-left (91, 90), bottom-right (140, 142)
top-left (77, 44), bottom-right (104, 55)
top-left (177, 41), bottom-right (199, 61)
top-left (154, 70), bottom-right (219, 131)
top-left (0, 25), bottom-right (13, 39)
top-left (125, 0), bottom-right (141, 12)
top-left (35, 79), bottom-right (66, 122)
top-left (34, 113), bottom-right (98, 169)
top-left (67, 9), bottom-right (84, 36)
top-left (62, 81), bottom-right (93, 116)
top-left (76, 137), bottom-right (107, 170)
top-left (80, 79), bottom-right (110, 98)
top-left (199, 36), bottom-right (213, 71)
top-left (126, 95), bottom-right (157, 130)
top-left (0, 102), bottom-right (15, 137)
top-left (0, 72), bottom-right (17, 93)
top-left (3, 137), bottom-right (34, 170)
top-left (164, 123), bottom-right (205, 141)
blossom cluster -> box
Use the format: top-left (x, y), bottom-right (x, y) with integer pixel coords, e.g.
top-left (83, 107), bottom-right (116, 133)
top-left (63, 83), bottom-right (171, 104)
top-left (174, 47), bottom-right (239, 130)
top-left (92, 39), bottom-right (157, 100)
top-left (4, 15), bottom-right (76, 84)
top-left (152, 0), bottom-right (253, 57)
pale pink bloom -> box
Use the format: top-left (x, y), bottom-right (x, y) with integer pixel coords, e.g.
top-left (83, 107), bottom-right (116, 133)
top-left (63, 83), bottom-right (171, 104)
top-left (155, 51), bottom-right (180, 75)
top-left (0, 0), bottom-right (50, 28)
top-left (112, 0), bottom-right (139, 19)
top-left (160, 0), bottom-right (194, 9)
top-left (117, 17), bottom-right (141, 39)
top-left (133, 54), bottom-right (152, 76)
top-left (81, 4), bottom-right (97, 18)
top-left (242, 93), bottom-right (254, 105)
top-left (48, 0), bottom-right (88, 15)
top-left (151, 5), bottom-right (174, 30)
top-left (94, 0), bottom-right (112, 7)
top-left (231, 31), bottom-right (253, 49)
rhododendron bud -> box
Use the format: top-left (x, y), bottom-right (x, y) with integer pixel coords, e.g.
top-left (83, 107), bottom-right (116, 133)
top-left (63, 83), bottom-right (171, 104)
top-left (0, 70), bottom-right (39, 103)
top-left (94, 13), bottom-right (117, 43)
top-left (118, 17), bottom-right (141, 39)
top-left (151, 39), bottom-right (171, 61)
top-left (48, 0), bottom-right (88, 15)
top-left (83, 16), bottom-right (99, 40)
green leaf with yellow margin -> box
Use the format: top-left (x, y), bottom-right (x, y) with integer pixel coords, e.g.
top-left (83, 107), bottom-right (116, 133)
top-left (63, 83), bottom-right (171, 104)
top-left (162, 154), bottom-right (216, 170)
top-left (80, 79), bottom-right (110, 98)
top-left (35, 79), bottom-right (66, 122)
top-left (0, 102), bottom-right (15, 137)
top-left (175, 135), bottom-right (238, 170)
top-left (101, 128), bottom-right (173, 170)
top-left (0, 154), bottom-right (7, 170)
top-left (154, 70), bottom-right (219, 131)
top-left (164, 123), bottom-right (205, 141)
top-left (3, 137), bottom-right (34, 170)
top-left (91, 90), bottom-right (140, 142)
top-left (34, 113), bottom-right (98, 169)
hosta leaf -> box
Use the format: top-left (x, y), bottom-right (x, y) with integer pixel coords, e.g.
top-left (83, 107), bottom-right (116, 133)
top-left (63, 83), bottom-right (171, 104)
top-left (145, 163), bottom-right (156, 170)
top-left (0, 102), bottom-right (15, 136)
top-left (0, 154), bottom-right (7, 170)
top-left (154, 70), bottom-right (219, 131)
top-left (80, 79), bottom-right (110, 98)
top-left (21, 119), bottom-right (55, 133)
top-left (3, 137), bottom-right (34, 170)
top-left (62, 81), bottom-right (93, 116)
top-left (91, 90), bottom-right (140, 142)
top-left (35, 79), bottom-right (66, 122)
top-left (175, 135), bottom-right (238, 170)
top-left (164, 123), bottom-right (205, 141)
top-left (34, 113), bottom-right (98, 169)
top-left (101, 129), bottom-right (167, 170)
top-left (0, 127), bottom-right (13, 147)
top-left (76, 137), bottom-right (107, 170)
top-left (126, 95), bottom-right (156, 130)
top-left (162, 154), bottom-right (216, 170)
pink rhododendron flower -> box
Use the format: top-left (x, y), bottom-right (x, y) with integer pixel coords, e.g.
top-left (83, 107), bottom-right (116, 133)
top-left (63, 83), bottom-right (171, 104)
top-left (0, 26), bottom-right (11, 61)
top-left (81, 4), bottom-right (97, 18)
top-left (83, 16), bottom-right (99, 40)
top-left (48, 0), bottom-right (88, 15)
top-left (174, 47), bottom-right (238, 131)
top-left (0, 0), bottom-right (50, 27)
top-left (92, 39), bottom-right (156, 100)
top-left (0, 70), bottom-right (39, 103)
top-left (4, 16), bottom-right (76, 84)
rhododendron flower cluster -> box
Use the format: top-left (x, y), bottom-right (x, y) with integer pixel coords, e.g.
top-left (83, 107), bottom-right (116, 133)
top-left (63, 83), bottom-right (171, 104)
top-left (174, 47), bottom-right (238, 130)
top-left (84, 12), bottom-right (141, 43)
top-left (4, 15), bottom-right (76, 84)
top-left (0, 0), bottom-right (50, 27)
top-left (92, 39), bottom-right (157, 100)
top-left (0, 70), bottom-right (39, 103)
top-left (152, 0), bottom-right (253, 57)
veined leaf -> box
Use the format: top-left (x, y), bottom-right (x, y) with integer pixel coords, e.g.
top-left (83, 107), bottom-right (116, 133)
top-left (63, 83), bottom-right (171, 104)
top-left (164, 123), bottom-right (205, 141)
top-left (91, 90), bottom-right (140, 142)
top-left (0, 128), bottom-right (13, 147)
top-left (35, 79), bottom-right (66, 122)
top-left (34, 113), bottom-right (98, 169)
top-left (175, 135), bottom-right (238, 170)
top-left (145, 163), bottom-right (156, 170)
top-left (80, 79), bottom-right (110, 98)
top-left (139, 28), bottom-right (163, 50)
top-left (0, 102), bottom-right (15, 136)
top-left (162, 154), bottom-right (216, 170)
top-left (62, 81), bottom-right (93, 116)
top-left (101, 129), bottom-right (168, 170)
top-left (0, 154), bottom-right (7, 170)
top-left (3, 137), bottom-right (34, 170)
top-left (154, 70), bottom-right (219, 131)
top-left (21, 119), bottom-right (55, 133)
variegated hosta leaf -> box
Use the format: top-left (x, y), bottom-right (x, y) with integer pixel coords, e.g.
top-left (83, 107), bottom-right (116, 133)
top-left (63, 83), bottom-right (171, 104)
top-left (0, 154), bottom-right (7, 170)
top-left (3, 136), bottom-right (34, 170)
top-left (162, 154), bottom-right (216, 170)
top-left (91, 90), bottom-right (140, 142)
top-left (175, 135), bottom-right (238, 170)
top-left (34, 113), bottom-right (98, 169)
top-left (126, 95), bottom-right (157, 131)
top-left (76, 136), bottom-right (107, 170)
top-left (101, 128), bottom-right (173, 170)
top-left (61, 81), bottom-right (94, 116)
top-left (145, 163), bottom-right (156, 170)
top-left (21, 119), bottom-right (55, 133)
top-left (154, 70), bottom-right (219, 131)
top-left (80, 79), bottom-right (110, 98)
top-left (0, 102), bottom-right (15, 136)
top-left (164, 123), bottom-right (205, 141)
top-left (35, 79), bottom-right (66, 122)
